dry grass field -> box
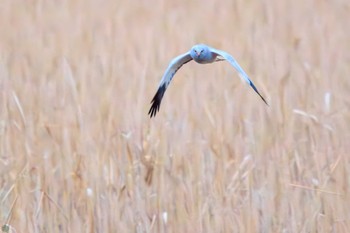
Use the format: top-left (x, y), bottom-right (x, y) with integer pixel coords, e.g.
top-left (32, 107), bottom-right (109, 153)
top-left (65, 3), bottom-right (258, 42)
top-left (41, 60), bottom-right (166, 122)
top-left (1, 0), bottom-right (350, 232)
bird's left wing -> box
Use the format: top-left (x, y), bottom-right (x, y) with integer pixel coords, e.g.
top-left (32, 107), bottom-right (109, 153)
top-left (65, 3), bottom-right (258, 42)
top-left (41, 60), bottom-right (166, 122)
top-left (210, 47), bottom-right (268, 105)
top-left (148, 52), bottom-right (192, 117)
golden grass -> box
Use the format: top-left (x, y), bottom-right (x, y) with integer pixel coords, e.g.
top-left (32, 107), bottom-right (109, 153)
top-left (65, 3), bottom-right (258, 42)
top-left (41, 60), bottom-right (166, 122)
top-left (0, 0), bottom-right (349, 232)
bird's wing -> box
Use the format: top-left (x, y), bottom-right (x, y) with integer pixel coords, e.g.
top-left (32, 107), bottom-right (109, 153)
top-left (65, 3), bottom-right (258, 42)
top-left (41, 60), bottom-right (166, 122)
top-left (210, 48), bottom-right (268, 105)
top-left (148, 52), bottom-right (193, 117)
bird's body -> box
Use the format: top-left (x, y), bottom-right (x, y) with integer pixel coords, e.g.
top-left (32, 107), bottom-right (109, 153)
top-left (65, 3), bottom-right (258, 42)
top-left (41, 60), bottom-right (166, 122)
top-left (148, 44), bottom-right (268, 117)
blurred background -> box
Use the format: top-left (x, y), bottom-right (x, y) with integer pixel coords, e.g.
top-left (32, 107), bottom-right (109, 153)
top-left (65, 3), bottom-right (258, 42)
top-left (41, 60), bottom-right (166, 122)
top-left (0, 0), bottom-right (349, 232)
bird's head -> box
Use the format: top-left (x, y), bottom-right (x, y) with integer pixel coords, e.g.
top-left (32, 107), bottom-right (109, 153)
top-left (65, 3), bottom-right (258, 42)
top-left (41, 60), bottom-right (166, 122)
top-left (190, 44), bottom-right (208, 59)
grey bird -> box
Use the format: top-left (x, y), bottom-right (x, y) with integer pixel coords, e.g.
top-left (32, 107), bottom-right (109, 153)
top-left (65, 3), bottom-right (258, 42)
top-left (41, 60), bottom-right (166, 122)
top-left (148, 44), bottom-right (268, 117)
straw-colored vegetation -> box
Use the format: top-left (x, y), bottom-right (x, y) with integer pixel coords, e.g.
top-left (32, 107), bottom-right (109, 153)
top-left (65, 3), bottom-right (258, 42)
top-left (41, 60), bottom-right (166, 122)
top-left (0, 0), bottom-right (349, 232)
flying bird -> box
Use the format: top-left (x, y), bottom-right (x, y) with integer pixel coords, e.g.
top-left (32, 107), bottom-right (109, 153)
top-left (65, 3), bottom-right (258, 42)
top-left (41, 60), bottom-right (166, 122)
top-left (148, 44), bottom-right (268, 117)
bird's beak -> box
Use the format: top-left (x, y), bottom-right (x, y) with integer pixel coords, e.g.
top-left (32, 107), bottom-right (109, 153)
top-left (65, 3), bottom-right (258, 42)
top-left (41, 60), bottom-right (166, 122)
top-left (196, 51), bottom-right (201, 56)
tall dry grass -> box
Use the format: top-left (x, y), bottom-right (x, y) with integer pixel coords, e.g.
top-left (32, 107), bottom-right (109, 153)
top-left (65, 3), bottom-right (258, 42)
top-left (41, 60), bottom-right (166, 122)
top-left (0, 0), bottom-right (349, 232)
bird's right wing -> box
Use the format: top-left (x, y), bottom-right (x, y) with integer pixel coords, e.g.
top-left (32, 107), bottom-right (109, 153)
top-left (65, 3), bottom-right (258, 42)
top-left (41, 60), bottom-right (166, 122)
top-left (148, 52), bottom-right (192, 117)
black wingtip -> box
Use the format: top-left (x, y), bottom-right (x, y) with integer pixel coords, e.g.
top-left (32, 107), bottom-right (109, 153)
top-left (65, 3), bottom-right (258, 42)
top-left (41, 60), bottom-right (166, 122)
top-left (259, 93), bottom-right (269, 106)
top-left (250, 82), bottom-right (269, 106)
top-left (148, 85), bottom-right (166, 118)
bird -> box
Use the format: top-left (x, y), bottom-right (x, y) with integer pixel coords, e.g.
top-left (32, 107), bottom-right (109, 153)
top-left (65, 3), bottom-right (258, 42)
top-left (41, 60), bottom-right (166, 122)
top-left (148, 44), bottom-right (268, 117)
